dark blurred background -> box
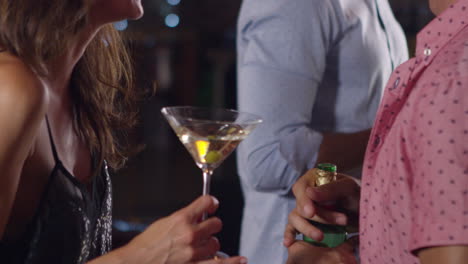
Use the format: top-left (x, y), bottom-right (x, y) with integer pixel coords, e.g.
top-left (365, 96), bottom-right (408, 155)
top-left (112, 0), bottom-right (435, 256)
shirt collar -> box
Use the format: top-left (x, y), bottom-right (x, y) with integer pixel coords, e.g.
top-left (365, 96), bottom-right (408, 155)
top-left (416, 0), bottom-right (468, 64)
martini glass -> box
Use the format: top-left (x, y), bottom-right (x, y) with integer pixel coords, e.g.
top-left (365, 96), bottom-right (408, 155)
top-left (161, 106), bottom-right (262, 258)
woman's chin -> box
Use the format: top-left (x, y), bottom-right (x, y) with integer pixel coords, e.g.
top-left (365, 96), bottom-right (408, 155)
top-left (127, 3), bottom-right (144, 20)
top-left (128, 9), bottom-right (144, 20)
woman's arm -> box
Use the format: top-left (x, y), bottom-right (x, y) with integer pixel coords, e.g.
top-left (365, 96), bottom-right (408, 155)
top-left (0, 60), bottom-right (47, 239)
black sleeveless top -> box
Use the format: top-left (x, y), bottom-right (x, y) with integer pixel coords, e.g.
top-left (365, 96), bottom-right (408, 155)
top-left (0, 118), bottom-right (113, 263)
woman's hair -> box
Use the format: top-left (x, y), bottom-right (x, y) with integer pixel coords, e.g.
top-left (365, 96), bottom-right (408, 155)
top-left (0, 0), bottom-right (138, 170)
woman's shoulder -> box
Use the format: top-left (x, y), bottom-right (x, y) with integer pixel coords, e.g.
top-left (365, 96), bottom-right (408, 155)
top-left (0, 52), bottom-right (48, 116)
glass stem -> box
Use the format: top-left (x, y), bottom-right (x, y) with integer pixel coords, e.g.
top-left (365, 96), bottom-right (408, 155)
top-left (202, 169), bottom-right (213, 221)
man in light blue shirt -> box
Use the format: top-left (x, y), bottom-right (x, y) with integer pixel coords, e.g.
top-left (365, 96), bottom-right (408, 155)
top-left (236, 0), bottom-right (408, 263)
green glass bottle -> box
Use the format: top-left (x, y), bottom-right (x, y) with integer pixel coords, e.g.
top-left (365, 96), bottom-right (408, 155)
top-left (303, 163), bottom-right (347, 248)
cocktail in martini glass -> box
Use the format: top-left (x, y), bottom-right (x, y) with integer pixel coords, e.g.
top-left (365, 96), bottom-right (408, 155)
top-left (161, 106), bottom-right (262, 258)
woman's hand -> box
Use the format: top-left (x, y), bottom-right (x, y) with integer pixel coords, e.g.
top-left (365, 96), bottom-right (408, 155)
top-left (89, 195), bottom-right (247, 264)
top-left (286, 240), bottom-right (358, 264)
top-left (284, 169), bottom-right (360, 246)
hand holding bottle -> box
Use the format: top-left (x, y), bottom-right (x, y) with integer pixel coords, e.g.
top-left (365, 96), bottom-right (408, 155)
top-left (284, 168), bottom-right (360, 248)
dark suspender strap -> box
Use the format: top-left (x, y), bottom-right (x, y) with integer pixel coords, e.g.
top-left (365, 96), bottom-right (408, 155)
top-left (45, 115), bottom-right (60, 162)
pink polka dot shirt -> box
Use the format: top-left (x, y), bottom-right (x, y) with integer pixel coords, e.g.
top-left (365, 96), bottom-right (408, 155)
top-left (360, 1), bottom-right (468, 263)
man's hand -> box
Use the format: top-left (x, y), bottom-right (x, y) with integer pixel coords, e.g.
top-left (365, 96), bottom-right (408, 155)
top-left (286, 240), bottom-right (358, 264)
top-left (284, 170), bottom-right (360, 247)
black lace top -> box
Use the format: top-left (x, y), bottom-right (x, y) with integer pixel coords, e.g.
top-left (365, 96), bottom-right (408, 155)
top-left (0, 118), bottom-right (112, 263)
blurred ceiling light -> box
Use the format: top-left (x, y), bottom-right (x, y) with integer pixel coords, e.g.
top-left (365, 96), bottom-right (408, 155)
top-left (114, 20), bottom-right (128, 31)
top-left (165, 14), bottom-right (180, 28)
top-left (167, 0), bottom-right (181, 6)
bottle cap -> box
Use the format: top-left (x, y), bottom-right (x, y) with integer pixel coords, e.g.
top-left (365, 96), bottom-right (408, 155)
top-left (314, 163), bottom-right (337, 186)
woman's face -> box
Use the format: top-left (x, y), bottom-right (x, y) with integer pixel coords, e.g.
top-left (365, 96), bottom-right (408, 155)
top-left (89, 0), bottom-right (144, 25)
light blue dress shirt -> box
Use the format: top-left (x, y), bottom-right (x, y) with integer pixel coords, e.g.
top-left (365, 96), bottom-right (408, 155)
top-left (236, 0), bottom-right (408, 263)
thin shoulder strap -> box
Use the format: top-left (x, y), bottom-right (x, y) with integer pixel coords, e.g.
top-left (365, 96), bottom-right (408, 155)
top-left (45, 115), bottom-right (60, 162)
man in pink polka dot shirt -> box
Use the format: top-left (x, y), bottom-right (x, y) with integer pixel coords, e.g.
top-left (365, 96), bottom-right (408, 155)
top-left (284, 0), bottom-right (468, 263)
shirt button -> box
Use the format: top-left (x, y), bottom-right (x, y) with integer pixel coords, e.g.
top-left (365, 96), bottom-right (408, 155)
top-left (424, 48), bottom-right (432, 56)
